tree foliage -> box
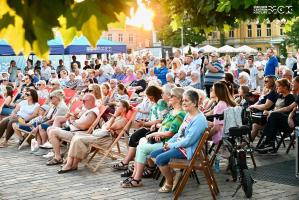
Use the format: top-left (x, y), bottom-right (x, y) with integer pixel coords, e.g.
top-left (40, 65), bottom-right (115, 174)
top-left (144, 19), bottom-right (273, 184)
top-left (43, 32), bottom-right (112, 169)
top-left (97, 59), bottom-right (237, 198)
top-left (0, 0), bottom-right (132, 58)
top-left (285, 17), bottom-right (299, 50)
top-left (157, 24), bottom-right (206, 47)
top-left (156, 0), bottom-right (299, 32)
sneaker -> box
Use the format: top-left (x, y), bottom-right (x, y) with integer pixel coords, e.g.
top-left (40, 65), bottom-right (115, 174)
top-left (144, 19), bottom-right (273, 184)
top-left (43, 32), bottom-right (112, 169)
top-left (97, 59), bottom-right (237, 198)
top-left (256, 141), bottom-right (274, 151)
top-left (43, 151), bottom-right (54, 159)
top-left (30, 147), bottom-right (39, 154)
top-left (39, 142), bottom-right (53, 149)
top-left (33, 148), bottom-right (50, 156)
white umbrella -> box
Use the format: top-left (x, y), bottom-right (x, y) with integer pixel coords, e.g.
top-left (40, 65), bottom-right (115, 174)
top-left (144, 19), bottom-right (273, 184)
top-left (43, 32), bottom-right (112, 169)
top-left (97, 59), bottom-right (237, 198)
top-left (217, 45), bottom-right (237, 53)
top-left (236, 45), bottom-right (258, 53)
top-left (183, 45), bottom-right (197, 54)
top-left (200, 45), bottom-right (218, 53)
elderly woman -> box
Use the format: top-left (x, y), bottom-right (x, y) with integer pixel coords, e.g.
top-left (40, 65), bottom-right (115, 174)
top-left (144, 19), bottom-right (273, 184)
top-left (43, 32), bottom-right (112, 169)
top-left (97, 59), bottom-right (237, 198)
top-left (59, 69), bottom-right (69, 87)
top-left (112, 85), bottom-right (171, 174)
top-left (171, 57), bottom-right (182, 77)
top-left (190, 71), bottom-right (201, 89)
top-left (58, 100), bottom-right (131, 173)
top-left (36, 80), bottom-right (49, 99)
top-left (129, 70), bottom-right (147, 95)
top-left (122, 68), bottom-right (136, 85)
top-left (150, 89), bottom-right (208, 193)
top-left (239, 71), bottom-right (250, 88)
top-left (121, 88), bottom-right (186, 187)
top-left (0, 89), bottom-right (40, 147)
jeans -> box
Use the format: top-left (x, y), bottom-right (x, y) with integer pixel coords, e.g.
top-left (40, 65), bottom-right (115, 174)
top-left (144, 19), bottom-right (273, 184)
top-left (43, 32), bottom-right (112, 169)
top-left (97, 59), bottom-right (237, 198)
top-left (150, 148), bottom-right (185, 166)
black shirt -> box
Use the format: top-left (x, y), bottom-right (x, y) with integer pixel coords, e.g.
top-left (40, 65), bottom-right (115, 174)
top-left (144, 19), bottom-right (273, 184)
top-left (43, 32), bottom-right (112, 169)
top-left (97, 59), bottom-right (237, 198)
top-left (94, 64), bottom-right (101, 70)
top-left (275, 94), bottom-right (295, 113)
top-left (258, 90), bottom-right (278, 111)
top-left (129, 79), bottom-right (147, 94)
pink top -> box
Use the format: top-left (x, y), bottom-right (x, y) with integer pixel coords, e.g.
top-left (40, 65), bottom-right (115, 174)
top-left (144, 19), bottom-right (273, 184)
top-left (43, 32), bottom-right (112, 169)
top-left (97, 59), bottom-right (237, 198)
top-left (122, 74), bottom-right (136, 85)
top-left (213, 101), bottom-right (229, 144)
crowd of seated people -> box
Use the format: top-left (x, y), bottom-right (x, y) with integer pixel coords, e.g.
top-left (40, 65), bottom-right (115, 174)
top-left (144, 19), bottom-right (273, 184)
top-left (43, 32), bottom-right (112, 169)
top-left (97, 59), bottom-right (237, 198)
top-left (0, 50), bottom-right (298, 194)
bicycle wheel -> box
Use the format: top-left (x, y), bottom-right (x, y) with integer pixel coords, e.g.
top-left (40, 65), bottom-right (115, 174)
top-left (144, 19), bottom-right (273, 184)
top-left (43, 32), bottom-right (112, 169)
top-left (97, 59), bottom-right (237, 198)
top-left (229, 156), bottom-right (237, 182)
top-left (241, 169), bottom-right (253, 198)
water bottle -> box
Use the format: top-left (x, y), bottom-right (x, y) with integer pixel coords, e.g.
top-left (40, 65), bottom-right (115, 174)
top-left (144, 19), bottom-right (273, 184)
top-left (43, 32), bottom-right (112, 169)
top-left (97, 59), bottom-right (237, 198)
top-left (214, 155), bottom-right (221, 173)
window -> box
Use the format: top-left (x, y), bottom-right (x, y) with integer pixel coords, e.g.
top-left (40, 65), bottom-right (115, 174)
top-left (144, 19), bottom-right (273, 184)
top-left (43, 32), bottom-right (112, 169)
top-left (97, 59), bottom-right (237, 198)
top-left (247, 25), bottom-right (252, 37)
top-left (129, 34), bottom-right (134, 43)
top-left (229, 30), bottom-right (234, 38)
top-left (212, 31), bottom-right (217, 39)
top-left (108, 34), bottom-right (112, 41)
top-left (266, 23), bottom-right (271, 36)
top-left (257, 47), bottom-right (262, 52)
top-left (118, 33), bottom-right (123, 42)
top-left (280, 24), bottom-right (285, 35)
top-left (257, 24), bottom-right (261, 37)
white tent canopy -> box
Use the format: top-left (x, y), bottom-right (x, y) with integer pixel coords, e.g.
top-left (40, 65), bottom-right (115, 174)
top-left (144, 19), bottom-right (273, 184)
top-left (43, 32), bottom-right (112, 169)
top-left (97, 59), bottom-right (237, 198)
top-left (182, 45), bottom-right (198, 54)
top-left (217, 45), bottom-right (237, 53)
top-left (199, 45), bottom-right (218, 53)
top-left (236, 45), bottom-right (258, 53)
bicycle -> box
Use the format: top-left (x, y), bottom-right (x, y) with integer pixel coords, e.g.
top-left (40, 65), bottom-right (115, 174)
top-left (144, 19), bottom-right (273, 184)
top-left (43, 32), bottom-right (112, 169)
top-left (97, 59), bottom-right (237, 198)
top-left (206, 109), bottom-right (255, 198)
top-left (225, 125), bottom-right (255, 198)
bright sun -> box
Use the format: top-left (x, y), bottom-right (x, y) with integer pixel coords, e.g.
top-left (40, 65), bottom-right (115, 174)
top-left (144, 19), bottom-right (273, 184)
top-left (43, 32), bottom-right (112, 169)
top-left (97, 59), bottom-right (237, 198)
top-left (126, 0), bottom-right (154, 30)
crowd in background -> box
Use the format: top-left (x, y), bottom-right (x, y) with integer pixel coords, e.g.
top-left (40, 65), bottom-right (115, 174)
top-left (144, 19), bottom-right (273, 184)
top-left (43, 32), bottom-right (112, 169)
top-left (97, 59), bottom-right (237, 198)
top-left (0, 47), bottom-right (298, 192)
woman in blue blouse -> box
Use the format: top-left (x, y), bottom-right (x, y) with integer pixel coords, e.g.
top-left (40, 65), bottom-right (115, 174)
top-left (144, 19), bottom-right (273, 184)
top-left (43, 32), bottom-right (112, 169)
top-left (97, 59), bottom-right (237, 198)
top-left (150, 89), bottom-right (208, 193)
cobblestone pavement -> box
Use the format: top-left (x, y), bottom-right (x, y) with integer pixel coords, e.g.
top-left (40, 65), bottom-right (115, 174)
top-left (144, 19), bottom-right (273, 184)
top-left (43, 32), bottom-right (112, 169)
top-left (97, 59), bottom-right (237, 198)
top-left (0, 139), bottom-right (298, 200)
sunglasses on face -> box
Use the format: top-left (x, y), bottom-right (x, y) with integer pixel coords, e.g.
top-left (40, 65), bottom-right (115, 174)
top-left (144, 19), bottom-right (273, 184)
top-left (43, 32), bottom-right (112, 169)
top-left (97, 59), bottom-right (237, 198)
top-left (51, 83), bottom-right (56, 86)
top-left (88, 90), bottom-right (93, 93)
top-left (25, 93), bottom-right (31, 97)
top-left (37, 84), bottom-right (41, 86)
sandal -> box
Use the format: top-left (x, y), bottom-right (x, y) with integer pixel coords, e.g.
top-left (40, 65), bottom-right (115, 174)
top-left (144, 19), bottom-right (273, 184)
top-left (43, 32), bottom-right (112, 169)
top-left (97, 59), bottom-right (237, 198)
top-left (121, 166), bottom-right (134, 177)
top-left (158, 183), bottom-right (173, 193)
top-left (0, 142), bottom-right (8, 148)
top-left (46, 158), bottom-right (63, 166)
top-left (119, 177), bottom-right (133, 185)
top-left (121, 179), bottom-right (143, 188)
top-left (112, 161), bottom-right (128, 170)
top-left (142, 166), bottom-right (155, 178)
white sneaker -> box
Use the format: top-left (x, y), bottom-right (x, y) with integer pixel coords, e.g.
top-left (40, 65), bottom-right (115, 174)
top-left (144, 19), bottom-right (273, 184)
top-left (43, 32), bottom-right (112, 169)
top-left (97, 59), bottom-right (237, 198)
top-left (40, 141), bottom-right (53, 149)
top-left (42, 151), bottom-right (54, 158)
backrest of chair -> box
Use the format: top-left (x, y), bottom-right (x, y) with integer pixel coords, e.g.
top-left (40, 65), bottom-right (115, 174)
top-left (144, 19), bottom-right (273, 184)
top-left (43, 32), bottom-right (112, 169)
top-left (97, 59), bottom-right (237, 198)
top-left (63, 88), bottom-right (76, 104)
top-left (38, 98), bottom-right (46, 106)
top-left (86, 105), bottom-right (108, 134)
top-left (190, 129), bottom-right (210, 165)
top-left (114, 108), bottom-right (137, 140)
top-left (70, 100), bottom-right (83, 113)
top-left (127, 89), bottom-right (135, 99)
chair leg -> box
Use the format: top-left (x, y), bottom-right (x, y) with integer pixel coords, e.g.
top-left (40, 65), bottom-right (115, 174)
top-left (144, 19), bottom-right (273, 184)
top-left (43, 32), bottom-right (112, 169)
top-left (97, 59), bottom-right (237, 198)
top-left (249, 151), bottom-right (257, 170)
top-left (192, 170), bottom-right (200, 185)
top-left (256, 134), bottom-right (265, 148)
top-left (206, 163), bottom-right (220, 195)
top-left (174, 168), bottom-right (192, 200)
top-left (159, 176), bottom-right (165, 187)
top-left (18, 133), bottom-right (32, 150)
top-left (276, 133), bottom-right (288, 152)
top-left (286, 135), bottom-right (296, 154)
top-left (202, 166), bottom-right (217, 200)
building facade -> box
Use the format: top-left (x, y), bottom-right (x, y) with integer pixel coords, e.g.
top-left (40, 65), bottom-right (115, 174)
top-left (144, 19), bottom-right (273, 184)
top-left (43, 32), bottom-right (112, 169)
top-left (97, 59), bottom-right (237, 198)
top-left (202, 19), bottom-right (293, 54)
top-left (102, 25), bottom-right (153, 53)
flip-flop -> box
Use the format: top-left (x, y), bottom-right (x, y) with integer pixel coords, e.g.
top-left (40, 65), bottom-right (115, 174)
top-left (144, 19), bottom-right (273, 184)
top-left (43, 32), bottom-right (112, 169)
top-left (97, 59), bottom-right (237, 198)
top-left (46, 158), bottom-right (63, 166)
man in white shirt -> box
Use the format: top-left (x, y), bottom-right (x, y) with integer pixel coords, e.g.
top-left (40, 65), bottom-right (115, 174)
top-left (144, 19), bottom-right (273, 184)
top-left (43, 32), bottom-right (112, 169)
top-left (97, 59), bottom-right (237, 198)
top-left (181, 55), bottom-right (197, 77)
top-left (101, 59), bottom-right (114, 77)
top-left (286, 52), bottom-right (297, 70)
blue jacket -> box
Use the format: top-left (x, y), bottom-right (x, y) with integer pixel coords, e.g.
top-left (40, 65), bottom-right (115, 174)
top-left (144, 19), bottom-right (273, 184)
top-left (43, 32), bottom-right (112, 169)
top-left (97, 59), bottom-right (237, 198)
top-left (154, 66), bottom-right (168, 85)
top-left (168, 112), bottom-right (208, 160)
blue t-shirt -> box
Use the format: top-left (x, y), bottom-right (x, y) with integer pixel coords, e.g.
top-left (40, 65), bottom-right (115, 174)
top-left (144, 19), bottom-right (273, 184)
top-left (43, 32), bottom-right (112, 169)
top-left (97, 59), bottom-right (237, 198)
top-left (264, 56), bottom-right (278, 76)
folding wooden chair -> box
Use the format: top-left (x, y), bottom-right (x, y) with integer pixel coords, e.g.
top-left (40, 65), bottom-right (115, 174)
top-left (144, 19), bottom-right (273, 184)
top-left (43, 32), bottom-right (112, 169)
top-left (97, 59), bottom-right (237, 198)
top-left (38, 98), bottom-right (46, 106)
top-left (168, 129), bottom-right (219, 200)
top-left (17, 128), bottom-right (34, 150)
top-left (63, 88), bottom-right (76, 104)
top-left (286, 132), bottom-right (296, 154)
top-left (86, 108), bottom-right (137, 172)
top-left (127, 89), bottom-right (135, 99)
top-left (69, 100), bottom-right (83, 113)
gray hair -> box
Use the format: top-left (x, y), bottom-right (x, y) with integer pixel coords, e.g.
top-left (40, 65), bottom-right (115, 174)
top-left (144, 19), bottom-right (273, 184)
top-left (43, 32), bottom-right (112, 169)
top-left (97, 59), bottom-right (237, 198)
top-left (191, 71), bottom-right (200, 79)
top-left (239, 71), bottom-right (250, 85)
top-left (166, 72), bottom-right (175, 80)
top-left (183, 89), bottom-right (199, 107)
top-left (283, 68), bottom-right (294, 77)
top-left (163, 84), bottom-right (176, 95)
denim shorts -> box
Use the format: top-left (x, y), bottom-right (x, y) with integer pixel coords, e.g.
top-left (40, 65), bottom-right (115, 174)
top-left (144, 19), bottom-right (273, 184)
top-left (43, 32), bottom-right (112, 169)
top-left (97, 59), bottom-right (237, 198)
top-left (40, 123), bottom-right (50, 131)
top-left (19, 124), bottom-right (33, 132)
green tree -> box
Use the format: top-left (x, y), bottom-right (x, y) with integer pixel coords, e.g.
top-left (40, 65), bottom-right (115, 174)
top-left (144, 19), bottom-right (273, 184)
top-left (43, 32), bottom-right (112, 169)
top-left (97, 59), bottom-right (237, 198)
top-left (285, 18), bottom-right (299, 50)
top-left (158, 24), bottom-right (206, 47)
top-left (0, 0), bottom-right (132, 58)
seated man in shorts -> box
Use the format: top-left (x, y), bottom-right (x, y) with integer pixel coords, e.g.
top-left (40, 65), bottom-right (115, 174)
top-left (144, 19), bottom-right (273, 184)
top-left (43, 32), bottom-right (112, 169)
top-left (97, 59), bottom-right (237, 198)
top-left (46, 94), bottom-right (99, 165)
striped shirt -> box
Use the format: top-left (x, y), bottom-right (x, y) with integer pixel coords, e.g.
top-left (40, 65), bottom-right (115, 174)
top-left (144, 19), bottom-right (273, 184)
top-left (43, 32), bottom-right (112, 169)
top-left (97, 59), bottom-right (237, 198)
top-left (204, 60), bottom-right (225, 86)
